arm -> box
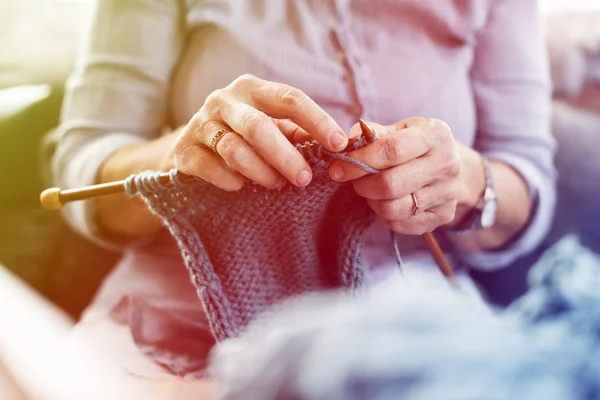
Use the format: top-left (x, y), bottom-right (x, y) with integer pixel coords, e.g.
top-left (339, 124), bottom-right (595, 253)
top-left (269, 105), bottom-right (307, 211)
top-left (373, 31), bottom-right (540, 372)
top-left (446, 0), bottom-right (557, 269)
top-left (94, 130), bottom-right (182, 242)
top-left (451, 144), bottom-right (536, 249)
top-left (328, 0), bottom-right (555, 271)
top-left (51, 0), bottom-right (185, 247)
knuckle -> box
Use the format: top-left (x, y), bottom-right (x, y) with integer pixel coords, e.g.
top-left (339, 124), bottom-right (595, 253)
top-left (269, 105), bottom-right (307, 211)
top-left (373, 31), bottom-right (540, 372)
top-left (187, 115), bottom-right (216, 143)
top-left (441, 154), bottom-right (462, 178)
top-left (232, 74), bottom-right (257, 88)
top-left (203, 91), bottom-right (229, 119)
top-left (205, 89), bottom-right (227, 108)
top-left (195, 118), bottom-right (213, 136)
top-left (240, 112), bottom-right (269, 139)
top-left (218, 137), bottom-right (247, 167)
top-left (277, 86), bottom-right (308, 109)
top-left (396, 117), bottom-right (426, 130)
top-left (379, 173), bottom-right (401, 198)
top-left (429, 118), bottom-right (453, 144)
top-left (382, 136), bottom-right (404, 163)
top-left (174, 142), bottom-right (200, 173)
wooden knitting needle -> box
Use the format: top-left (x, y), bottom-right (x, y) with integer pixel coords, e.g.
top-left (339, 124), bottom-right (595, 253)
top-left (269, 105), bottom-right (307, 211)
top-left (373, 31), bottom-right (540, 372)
top-left (357, 119), bottom-right (456, 284)
top-left (39, 172), bottom-right (195, 210)
top-left (422, 230), bottom-right (456, 283)
top-left (40, 135), bottom-right (366, 210)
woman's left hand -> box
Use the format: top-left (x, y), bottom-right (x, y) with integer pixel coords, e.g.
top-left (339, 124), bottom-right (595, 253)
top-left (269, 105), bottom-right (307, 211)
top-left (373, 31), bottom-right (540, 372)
top-left (328, 118), bottom-right (481, 235)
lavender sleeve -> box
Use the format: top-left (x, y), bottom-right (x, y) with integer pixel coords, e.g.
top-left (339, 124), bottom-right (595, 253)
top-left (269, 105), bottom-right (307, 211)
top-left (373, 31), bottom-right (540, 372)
top-left (51, 0), bottom-right (184, 249)
top-left (451, 0), bottom-right (557, 270)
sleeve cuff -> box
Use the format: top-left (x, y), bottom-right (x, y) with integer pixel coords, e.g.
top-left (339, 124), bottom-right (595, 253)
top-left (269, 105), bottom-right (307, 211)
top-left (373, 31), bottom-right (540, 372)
top-left (53, 132), bottom-right (145, 252)
top-left (450, 153), bottom-right (557, 271)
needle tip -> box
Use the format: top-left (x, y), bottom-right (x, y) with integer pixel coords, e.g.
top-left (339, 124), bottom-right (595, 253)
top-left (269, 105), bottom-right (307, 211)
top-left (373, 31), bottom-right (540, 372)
top-left (358, 118), bottom-right (376, 141)
top-left (358, 118), bottom-right (369, 133)
top-left (40, 187), bottom-right (64, 210)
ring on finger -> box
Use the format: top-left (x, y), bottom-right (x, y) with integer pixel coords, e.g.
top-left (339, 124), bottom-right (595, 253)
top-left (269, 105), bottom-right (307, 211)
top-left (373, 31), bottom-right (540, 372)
top-left (209, 128), bottom-right (230, 156)
top-left (411, 192), bottom-right (420, 216)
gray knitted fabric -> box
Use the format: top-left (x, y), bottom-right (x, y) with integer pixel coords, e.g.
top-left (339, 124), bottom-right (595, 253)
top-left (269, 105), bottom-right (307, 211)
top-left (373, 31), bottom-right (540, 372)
top-left (126, 133), bottom-right (386, 341)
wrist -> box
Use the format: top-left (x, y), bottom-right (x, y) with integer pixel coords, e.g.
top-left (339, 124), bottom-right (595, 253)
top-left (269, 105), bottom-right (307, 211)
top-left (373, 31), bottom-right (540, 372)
top-left (450, 145), bottom-right (486, 228)
top-left (98, 141), bottom-right (161, 185)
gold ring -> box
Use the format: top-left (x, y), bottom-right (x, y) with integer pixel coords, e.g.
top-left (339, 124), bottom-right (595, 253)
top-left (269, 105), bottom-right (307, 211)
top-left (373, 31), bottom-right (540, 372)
top-left (411, 192), bottom-right (420, 216)
top-left (210, 128), bottom-right (229, 155)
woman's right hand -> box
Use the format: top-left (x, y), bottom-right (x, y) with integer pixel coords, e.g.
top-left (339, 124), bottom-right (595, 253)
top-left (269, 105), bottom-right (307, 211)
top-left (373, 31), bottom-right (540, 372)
top-left (174, 74), bottom-right (348, 191)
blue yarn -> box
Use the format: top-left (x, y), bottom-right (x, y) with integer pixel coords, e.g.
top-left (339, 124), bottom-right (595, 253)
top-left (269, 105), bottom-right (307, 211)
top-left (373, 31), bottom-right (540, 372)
top-left (296, 135), bottom-right (381, 175)
top-left (210, 235), bottom-right (600, 400)
top-left (390, 230), bottom-right (404, 273)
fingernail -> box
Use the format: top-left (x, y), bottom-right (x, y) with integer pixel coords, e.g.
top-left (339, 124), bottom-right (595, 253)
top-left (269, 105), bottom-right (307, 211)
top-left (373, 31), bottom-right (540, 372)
top-left (330, 165), bottom-right (344, 181)
top-left (330, 131), bottom-right (347, 150)
top-left (296, 169), bottom-right (312, 187)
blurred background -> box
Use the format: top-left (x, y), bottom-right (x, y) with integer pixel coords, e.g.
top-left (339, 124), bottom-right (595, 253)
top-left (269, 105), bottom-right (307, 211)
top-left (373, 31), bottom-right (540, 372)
top-left (0, 0), bottom-right (599, 398)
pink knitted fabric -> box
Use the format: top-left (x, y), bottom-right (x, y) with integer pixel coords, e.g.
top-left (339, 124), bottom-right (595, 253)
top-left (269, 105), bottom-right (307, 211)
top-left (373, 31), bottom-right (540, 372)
top-left (127, 134), bottom-right (380, 341)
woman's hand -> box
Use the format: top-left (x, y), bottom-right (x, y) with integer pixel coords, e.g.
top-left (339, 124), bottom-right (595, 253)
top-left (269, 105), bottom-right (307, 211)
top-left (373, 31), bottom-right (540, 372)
top-left (328, 118), bottom-right (486, 235)
top-left (94, 75), bottom-right (345, 242)
top-left (174, 74), bottom-right (348, 190)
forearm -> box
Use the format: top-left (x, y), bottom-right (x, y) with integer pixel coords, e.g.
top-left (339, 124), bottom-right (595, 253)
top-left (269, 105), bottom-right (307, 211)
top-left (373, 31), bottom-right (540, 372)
top-left (449, 145), bottom-right (532, 252)
top-left (94, 131), bottom-right (180, 243)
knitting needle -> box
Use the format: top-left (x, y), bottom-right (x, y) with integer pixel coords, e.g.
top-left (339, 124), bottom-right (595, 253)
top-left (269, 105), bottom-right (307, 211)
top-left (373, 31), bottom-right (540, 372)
top-left (39, 172), bottom-right (195, 210)
top-left (357, 119), bottom-right (457, 284)
top-left (41, 135), bottom-right (365, 210)
top-left (422, 230), bottom-right (457, 284)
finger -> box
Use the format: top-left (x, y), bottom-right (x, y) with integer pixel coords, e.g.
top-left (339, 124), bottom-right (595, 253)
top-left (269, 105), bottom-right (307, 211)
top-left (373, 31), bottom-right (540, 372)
top-left (366, 183), bottom-right (458, 222)
top-left (215, 129), bottom-right (287, 189)
top-left (328, 122), bottom-right (392, 181)
top-left (220, 101), bottom-right (313, 187)
top-left (384, 202), bottom-right (457, 235)
top-left (352, 157), bottom-right (441, 201)
top-left (248, 79), bottom-right (348, 152)
top-left (392, 116), bottom-right (430, 130)
top-left (272, 118), bottom-right (312, 144)
top-left (346, 120), bottom-right (370, 141)
top-left (174, 141), bottom-right (247, 191)
top-left (329, 123), bottom-right (433, 182)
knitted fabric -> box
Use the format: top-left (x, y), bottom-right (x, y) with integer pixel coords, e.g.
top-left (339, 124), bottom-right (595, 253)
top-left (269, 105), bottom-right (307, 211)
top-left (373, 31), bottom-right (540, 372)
top-left (210, 235), bottom-right (600, 400)
top-left (126, 133), bottom-right (393, 341)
